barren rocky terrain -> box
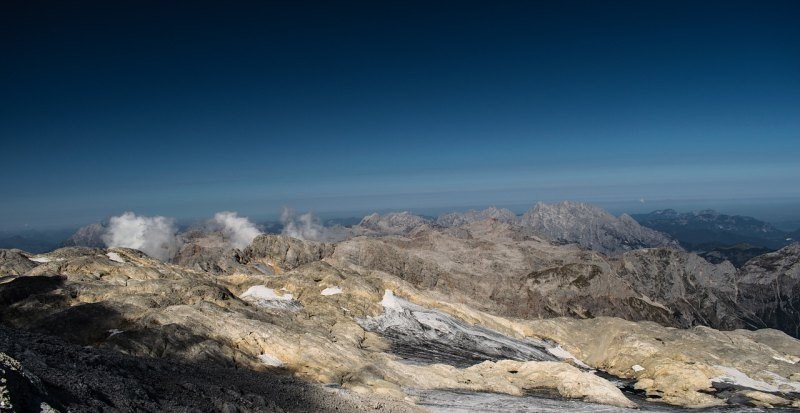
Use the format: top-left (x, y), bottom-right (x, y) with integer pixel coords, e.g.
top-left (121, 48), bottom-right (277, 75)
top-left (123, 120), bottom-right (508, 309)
top-left (1, 204), bottom-right (799, 412)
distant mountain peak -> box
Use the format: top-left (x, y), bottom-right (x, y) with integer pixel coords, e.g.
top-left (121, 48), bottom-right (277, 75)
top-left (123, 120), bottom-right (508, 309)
top-left (518, 201), bottom-right (678, 256)
top-left (436, 206), bottom-right (517, 227)
top-left (631, 209), bottom-right (792, 263)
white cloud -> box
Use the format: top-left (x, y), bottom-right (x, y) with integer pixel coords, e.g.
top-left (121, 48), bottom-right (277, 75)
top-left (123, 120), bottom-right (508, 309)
top-left (102, 212), bottom-right (179, 261)
top-left (281, 207), bottom-right (325, 240)
top-left (212, 211), bottom-right (262, 249)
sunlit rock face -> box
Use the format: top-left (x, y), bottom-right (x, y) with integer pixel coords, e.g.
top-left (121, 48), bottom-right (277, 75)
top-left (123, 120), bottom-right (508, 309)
top-left (242, 234), bottom-right (335, 271)
top-left (172, 231), bottom-right (252, 275)
top-left (331, 221), bottom-right (737, 332)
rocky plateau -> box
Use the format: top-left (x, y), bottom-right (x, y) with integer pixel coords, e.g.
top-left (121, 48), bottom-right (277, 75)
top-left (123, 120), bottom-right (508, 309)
top-left (1, 203), bottom-right (799, 412)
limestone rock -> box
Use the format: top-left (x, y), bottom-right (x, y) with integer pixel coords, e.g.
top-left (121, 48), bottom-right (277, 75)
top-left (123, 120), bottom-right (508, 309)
top-left (738, 243), bottom-right (800, 337)
top-left (242, 234), bottom-right (334, 271)
top-left (436, 207), bottom-right (517, 227)
top-left (355, 212), bottom-right (430, 236)
top-left (519, 201), bottom-right (680, 256)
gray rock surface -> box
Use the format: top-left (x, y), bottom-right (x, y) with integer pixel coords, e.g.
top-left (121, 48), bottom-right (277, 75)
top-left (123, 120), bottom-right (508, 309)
top-left (172, 231), bottom-right (253, 274)
top-left (355, 212), bottom-right (431, 236)
top-left (0, 249), bottom-right (37, 276)
top-left (242, 234), bottom-right (335, 271)
top-left (2, 217), bottom-right (800, 410)
top-left (519, 201), bottom-right (680, 256)
top-left (738, 243), bottom-right (800, 337)
top-left (62, 222), bottom-right (107, 248)
top-left (0, 326), bottom-right (421, 413)
top-left (436, 207), bottom-right (517, 227)
top-left (0, 350), bottom-right (59, 413)
top-left (332, 221), bottom-right (729, 330)
top-left (615, 248), bottom-right (749, 330)
top-left (357, 290), bottom-right (559, 367)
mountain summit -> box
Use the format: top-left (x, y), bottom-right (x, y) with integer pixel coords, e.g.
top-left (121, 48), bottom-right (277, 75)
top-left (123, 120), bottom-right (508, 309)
top-left (518, 201), bottom-right (679, 255)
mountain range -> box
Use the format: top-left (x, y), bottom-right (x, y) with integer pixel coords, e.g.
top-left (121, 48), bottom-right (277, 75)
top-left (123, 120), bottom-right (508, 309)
top-left (1, 201), bottom-right (799, 411)
top-left (632, 209), bottom-right (798, 266)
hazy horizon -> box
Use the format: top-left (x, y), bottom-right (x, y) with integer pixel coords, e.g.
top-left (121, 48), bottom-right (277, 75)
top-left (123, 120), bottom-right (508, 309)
top-left (3, 197), bottom-right (800, 234)
top-left (3, 1), bottom-right (799, 231)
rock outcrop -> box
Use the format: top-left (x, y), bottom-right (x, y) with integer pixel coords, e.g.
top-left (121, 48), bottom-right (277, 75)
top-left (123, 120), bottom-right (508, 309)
top-left (354, 212), bottom-right (431, 236)
top-left (332, 221), bottom-right (740, 331)
top-left (0, 245), bottom-right (643, 409)
top-left (520, 317), bottom-right (800, 408)
top-left (0, 249), bottom-right (37, 276)
top-left (0, 327), bottom-right (421, 413)
top-left (738, 243), bottom-right (800, 337)
top-left (519, 201), bottom-right (679, 255)
top-left (62, 222), bottom-right (107, 248)
top-left (241, 234), bottom-right (335, 271)
top-left (0, 351), bottom-right (59, 413)
top-left (172, 231), bottom-right (252, 274)
top-left (436, 206), bottom-right (517, 227)
top-left (1, 222), bottom-right (800, 410)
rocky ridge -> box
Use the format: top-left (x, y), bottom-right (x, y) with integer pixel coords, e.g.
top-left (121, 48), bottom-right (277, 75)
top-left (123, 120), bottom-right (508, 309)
top-left (518, 201), bottom-right (680, 255)
top-left (2, 205), bottom-right (800, 411)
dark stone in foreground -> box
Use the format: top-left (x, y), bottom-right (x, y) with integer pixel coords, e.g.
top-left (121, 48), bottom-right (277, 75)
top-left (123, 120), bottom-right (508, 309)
top-left (0, 326), bottom-right (418, 413)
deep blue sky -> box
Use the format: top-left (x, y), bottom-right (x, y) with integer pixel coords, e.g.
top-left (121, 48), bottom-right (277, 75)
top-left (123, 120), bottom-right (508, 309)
top-left (2, 1), bottom-right (799, 229)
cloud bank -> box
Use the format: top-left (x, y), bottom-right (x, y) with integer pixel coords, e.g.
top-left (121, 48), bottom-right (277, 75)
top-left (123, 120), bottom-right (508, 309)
top-left (211, 211), bottom-right (262, 249)
top-left (102, 212), bottom-right (179, 261)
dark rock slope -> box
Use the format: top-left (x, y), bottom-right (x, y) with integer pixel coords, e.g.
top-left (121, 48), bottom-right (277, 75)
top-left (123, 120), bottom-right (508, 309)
top-left (0, 326), bottom-right (419, 413)
top-left (737, 243), bottom-right (800, 337)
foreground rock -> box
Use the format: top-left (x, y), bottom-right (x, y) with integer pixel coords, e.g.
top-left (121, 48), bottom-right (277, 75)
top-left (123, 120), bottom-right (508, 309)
top-left (1, 233), bottom-right (800, 410)
top-left (0, 326), bottom-right (421, 413)
top-left (354, 284), bottom-right (800, 409)
top-left (0, 350), bottom-right (59, 412)
top-left (477, 314), bottom-right (800, 408)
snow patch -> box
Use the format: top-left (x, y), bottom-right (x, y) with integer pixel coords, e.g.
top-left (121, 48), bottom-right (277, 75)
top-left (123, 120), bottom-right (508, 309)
top-left (712, 366), bottom-right (779, 392)
top-left (321, 286), bottom-right (343, 296)
top-left (28, 256), bottom-right (64, 263)
top-left (106, 252), bottom-right (126, 263)
top-left (257, 353), bottom-right (284, 367)
top-left (773, 355), bottom-right (799, 364)
top-left (632, 364), bottom-right (645, 372)
top-left (241, 285), bottom-right (293, 301)
top-left (547, 345), bottom-right (591, 369)
top-left (107, 329), bottom-right (124, 337)
top-left (380, 289), bottom-right (405, 311)
top-left (240, 285), bottom-right (301, 311)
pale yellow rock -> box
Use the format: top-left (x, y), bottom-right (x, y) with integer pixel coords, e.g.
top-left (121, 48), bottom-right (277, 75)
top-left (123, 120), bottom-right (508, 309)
top-left (738, 390), bottom-right (791, 408)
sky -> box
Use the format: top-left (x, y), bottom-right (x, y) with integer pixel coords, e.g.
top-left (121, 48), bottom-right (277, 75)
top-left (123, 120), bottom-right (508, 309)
top-left (2, 1), bottom-right (799, 230)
